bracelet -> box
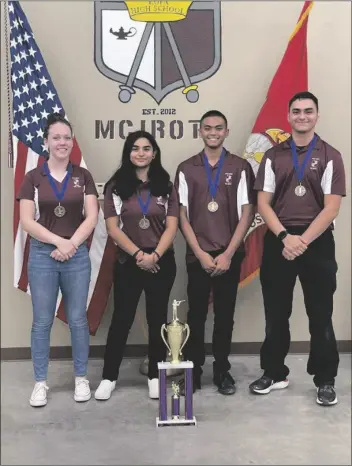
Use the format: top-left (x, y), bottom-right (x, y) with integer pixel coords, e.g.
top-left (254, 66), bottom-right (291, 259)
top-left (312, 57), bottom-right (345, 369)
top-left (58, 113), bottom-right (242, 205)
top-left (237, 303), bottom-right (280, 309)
top-left (132, 249), bottom-right (141, 258)
top-left (153, 250), bottom-right (161, 260)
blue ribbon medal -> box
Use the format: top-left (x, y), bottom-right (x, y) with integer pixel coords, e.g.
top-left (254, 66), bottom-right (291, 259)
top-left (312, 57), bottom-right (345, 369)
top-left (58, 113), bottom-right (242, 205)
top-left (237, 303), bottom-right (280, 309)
top-left (290, 135), bottom-right (317, 197)
top-left (203, 149), bottom-right (226, 212)
top-left (44, 162), bottom-right (72, 217)
top-left (137, 190), bottom-right (151, 229)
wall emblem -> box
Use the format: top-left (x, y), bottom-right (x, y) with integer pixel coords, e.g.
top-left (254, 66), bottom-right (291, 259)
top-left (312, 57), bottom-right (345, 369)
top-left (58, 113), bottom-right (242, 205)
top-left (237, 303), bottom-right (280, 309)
top-left (94, 1), bottom-right (222, 104)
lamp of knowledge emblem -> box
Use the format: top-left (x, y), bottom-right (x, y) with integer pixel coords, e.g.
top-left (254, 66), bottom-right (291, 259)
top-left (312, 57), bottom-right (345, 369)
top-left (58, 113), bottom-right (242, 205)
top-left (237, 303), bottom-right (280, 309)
top-left (94, 1), bottom-right (222, 104)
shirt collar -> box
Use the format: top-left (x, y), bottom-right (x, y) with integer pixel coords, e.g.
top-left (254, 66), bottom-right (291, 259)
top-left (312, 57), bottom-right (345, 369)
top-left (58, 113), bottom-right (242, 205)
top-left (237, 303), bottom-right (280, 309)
top-left (41, 160), bottom-right (73, 176)
top-left (282, 133), bottom-right (322, 151)
top-left (193, 148), bottom-right (231, 166)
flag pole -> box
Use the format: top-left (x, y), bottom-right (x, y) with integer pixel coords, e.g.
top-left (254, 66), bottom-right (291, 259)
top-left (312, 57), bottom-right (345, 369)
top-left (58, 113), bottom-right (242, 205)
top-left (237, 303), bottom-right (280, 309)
top-left (4, 0), bottom-right (14, 168)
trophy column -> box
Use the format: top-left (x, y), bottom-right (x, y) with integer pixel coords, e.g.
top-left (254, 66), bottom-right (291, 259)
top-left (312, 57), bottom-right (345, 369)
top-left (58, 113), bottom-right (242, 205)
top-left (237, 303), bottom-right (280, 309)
top-left (158, 366), bottom-right (168, 421)
top-left (184, 367), bottom-right (193, 420)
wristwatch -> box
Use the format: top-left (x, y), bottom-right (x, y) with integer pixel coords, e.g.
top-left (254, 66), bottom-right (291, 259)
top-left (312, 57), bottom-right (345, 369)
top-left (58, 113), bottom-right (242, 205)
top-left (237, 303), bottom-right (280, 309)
top-left (277, 230), bottom-right (288, 242)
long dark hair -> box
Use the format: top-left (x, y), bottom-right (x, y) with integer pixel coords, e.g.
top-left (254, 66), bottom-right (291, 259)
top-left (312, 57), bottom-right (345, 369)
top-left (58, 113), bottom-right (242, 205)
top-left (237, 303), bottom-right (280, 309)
top-left (104, 130), bottom-right (172, 200)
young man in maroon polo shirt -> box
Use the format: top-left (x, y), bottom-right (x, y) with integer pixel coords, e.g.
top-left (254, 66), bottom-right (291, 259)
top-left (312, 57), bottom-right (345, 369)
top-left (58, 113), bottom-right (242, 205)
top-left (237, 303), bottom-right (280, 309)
top-left (175, 110), bottom-right (256, 395)
top-left (249, 91), bottom-right (346, 406)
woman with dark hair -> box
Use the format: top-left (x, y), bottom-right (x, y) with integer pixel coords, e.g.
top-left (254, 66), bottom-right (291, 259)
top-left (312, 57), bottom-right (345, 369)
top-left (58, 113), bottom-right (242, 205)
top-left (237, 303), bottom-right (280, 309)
top-left (95, 130), bottom-right (179, 400)
top-left (17, 113), bottom-right (99, 407)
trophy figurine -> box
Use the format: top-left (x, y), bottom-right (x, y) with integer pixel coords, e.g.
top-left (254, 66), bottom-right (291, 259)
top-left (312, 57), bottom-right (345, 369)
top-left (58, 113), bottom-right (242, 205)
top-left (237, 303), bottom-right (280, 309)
top-left (161, 299), bottom-right (190, 364)
top-left (171, 381), bottom-right (180, 419)
top-left (156, 299), bottom-right (196, 427)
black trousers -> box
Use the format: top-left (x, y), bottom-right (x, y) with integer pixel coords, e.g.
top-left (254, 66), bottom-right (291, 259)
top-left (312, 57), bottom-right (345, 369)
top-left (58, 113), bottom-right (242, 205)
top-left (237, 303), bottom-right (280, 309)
top-left (102, 249), bottom-right (176, 380)
top-left (259, 228), bottom-right (339, 387)
top-left (183, 249), bottom-right (244, 376)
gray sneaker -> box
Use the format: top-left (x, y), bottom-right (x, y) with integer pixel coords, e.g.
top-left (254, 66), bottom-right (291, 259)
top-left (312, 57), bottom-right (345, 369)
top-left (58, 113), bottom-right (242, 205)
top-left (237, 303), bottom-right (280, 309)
top-left (316, 384), bottom-right (338, 406)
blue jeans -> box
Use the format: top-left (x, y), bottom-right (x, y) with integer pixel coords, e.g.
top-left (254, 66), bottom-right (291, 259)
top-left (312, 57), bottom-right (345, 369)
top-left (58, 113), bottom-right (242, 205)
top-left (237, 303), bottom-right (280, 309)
top-left (28, 238), bottom-right (91, 381)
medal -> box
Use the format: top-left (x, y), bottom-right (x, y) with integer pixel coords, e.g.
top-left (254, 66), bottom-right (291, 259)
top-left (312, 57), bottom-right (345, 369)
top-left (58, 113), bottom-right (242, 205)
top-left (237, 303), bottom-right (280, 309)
top-left (54, 204), bottom-right (66, 217)
top-left (43, 162), bottom-right (72, 217)
top-left (203, 149), bottom-right (225, 213)
top-left (290, 135), bottom-right (317, 197)
top-left (139, 217), bottom-right (150, 230)
top-left (294, 184), bottom-right (306, 197)
top-left (137, 190), bottom-right (151, 230)
top-left (208, 200), bottom-right (219, 212)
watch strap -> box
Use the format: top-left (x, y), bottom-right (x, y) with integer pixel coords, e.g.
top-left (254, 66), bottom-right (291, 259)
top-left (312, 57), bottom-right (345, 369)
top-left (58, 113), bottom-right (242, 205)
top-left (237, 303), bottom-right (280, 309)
top-left (277, 230), bottom-right (288, 241)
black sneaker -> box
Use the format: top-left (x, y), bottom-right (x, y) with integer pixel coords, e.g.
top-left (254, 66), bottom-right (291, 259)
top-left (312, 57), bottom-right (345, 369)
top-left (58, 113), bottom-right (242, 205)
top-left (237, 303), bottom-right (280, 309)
top-left (213, 372), bottom-right (236, 395)
top-left (316, 384), bottom-right (338, 406)
top-left (179, 373), bottom-right (201, 396)
top-left (249, 375), bottom-right (289, 394)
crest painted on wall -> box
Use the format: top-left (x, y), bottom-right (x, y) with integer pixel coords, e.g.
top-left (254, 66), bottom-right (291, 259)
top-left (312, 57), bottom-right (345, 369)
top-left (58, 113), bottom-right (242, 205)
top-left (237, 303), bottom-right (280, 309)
top-left (94, 1), bottom-right (222, 103)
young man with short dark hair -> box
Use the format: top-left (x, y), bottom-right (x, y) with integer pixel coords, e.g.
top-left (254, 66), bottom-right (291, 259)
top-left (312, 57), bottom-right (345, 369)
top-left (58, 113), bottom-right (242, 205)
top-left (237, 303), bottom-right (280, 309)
top-left (175, 110), bottom-right (256, 395)
top-left (249, 92), bottom-right (346, 406)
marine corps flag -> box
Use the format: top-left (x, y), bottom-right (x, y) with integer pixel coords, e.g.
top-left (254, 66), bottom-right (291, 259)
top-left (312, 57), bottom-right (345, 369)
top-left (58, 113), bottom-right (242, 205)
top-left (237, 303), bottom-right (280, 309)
top-left (240, 1), bottom-right (314, 287)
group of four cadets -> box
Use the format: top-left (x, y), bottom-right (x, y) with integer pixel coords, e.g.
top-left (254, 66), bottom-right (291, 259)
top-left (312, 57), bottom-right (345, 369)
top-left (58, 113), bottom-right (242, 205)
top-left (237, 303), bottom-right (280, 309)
top-left (18, 91), bottom-right (345, 409)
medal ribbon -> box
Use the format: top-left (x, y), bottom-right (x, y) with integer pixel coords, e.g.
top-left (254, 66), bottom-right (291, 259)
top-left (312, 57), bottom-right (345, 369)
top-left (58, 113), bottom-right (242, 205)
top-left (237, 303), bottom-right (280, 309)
top-left (44, 162), bottom-right (72, 203)
top-left (290, 135), bottom-right (317, 183)
top-left (137, 190), bottom-right (151, 217)
top-left (203, 148), bottom-right (226, 199)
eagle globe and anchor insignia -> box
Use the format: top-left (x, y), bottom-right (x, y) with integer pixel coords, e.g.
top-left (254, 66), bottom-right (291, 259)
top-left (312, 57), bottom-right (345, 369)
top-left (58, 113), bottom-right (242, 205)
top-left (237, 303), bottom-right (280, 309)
top-left (94, 0), bottom-right (221, 103)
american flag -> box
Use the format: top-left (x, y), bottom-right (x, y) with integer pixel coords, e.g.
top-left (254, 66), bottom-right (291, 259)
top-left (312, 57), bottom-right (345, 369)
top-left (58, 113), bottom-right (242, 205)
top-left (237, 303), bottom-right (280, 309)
top-left (8, 1), bottom-right (115, 335)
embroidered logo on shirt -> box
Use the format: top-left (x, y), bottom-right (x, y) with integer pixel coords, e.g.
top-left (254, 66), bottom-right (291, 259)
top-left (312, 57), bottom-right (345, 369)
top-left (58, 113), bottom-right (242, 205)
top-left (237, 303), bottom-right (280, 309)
top-left (72, 177), bottom-right (81, 188)
top-left (225, 173), bottom-right (233, 185)
top-left (310, 158), bottom-right (319, 170)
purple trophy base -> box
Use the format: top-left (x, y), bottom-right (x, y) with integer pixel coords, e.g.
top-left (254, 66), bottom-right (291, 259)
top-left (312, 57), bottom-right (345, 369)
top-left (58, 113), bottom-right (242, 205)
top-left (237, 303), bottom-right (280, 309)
top-left (157, 361), bottom-right (196, 427)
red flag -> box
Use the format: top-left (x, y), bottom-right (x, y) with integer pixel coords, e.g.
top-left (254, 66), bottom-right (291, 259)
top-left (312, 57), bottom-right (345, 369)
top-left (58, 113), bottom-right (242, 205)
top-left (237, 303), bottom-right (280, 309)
top-left (239, 1), bottom-right (314, 288)
top-left (9, 1), bottom-right (115, 335)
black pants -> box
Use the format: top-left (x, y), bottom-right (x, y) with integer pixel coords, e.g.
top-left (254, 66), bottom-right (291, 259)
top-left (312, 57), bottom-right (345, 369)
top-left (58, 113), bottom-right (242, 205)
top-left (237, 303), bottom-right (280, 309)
top-left (259, 228), bottom-right (339, 387)
top-left (102, 249), bottom-right (176, 380)
top-left (184, 249), bottom-right (244, 376)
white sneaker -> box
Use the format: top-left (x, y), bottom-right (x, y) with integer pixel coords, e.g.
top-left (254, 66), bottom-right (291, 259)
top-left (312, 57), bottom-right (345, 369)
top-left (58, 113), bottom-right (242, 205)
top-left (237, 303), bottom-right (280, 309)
top-left (148, 378), bottom-right (159, 399)
top-left (94, 380), bottom-right (116, 400)
top-left (74, 377), bottom-right (91, 402)
top-left (30, 382), bottom-right (49, 407)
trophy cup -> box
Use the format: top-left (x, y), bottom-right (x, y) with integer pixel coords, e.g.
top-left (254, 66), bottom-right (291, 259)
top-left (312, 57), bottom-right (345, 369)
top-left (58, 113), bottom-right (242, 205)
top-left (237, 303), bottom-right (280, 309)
top-left (161, 299), bottom-right (190, 364)
top-left (156, 300), bottom-right (196, 427)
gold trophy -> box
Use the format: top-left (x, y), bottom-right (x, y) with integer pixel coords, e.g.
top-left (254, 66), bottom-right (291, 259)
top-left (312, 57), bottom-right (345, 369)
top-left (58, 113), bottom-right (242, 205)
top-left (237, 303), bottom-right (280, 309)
top-left (161, 299), bottom-right (190, 364)
top-left (157, 300), bottom-right (196, 427)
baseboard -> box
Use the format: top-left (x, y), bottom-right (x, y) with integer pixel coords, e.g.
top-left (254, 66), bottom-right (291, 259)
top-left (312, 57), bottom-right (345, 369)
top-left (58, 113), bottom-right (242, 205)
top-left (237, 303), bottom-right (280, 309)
top-left (1, 340), bottom-right (351, 361)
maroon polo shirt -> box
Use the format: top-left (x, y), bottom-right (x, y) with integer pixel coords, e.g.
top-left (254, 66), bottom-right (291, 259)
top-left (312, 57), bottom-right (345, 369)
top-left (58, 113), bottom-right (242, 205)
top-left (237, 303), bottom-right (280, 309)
top-left (175, 150), bottom-right (256, 262)
top-left (254, 134), bottom-right (346, 226)
top-left (104, 181), bottom-right (179, 260)
top-left (17, 164), bottom-right (98, 237)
